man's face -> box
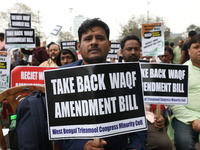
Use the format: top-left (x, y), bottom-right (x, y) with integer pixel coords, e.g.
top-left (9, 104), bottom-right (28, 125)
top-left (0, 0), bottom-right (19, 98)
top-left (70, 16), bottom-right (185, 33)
top-left (178, 40), bottom-right (183, 47)
top-left (121, 40), bottom-right (141, 62)
top-left (77, 26), bottom-right (111, 65)
top-left (48, 44), bottom-right (60, 60)
top-left (188, 42), bottom-right (200, 66)
top-left (159, 51), bottom-right (172, 63)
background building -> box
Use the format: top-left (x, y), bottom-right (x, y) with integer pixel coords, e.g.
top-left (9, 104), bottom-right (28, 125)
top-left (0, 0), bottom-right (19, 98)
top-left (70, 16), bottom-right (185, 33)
top-left (73, 15), bottom-right (88, 40)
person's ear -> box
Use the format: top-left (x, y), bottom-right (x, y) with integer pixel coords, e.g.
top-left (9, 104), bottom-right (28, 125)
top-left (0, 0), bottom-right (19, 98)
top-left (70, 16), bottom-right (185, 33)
top-left (108, 41), bottom-right (111, 51)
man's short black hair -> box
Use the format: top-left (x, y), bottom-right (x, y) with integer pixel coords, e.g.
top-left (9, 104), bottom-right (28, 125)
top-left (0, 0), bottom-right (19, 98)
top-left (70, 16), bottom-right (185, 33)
top-left (120, 35), bottom-right (141, 49)
top-left (188, 30), bottom-right (197, 37)
top-left (170, 42), bottom-right (174, 47)
top-left (0, 33), bottom-right (4, 38)
top-left (47, 42), bottom-right (56, 48)
top-left (165, 41), bottom-right (169, 46)
top-left (188, 34), bottom-right (200, 48)
top-left (47, 42), bottom-right (60, 50)
top-left (78, 18), bottom-right (110, 42)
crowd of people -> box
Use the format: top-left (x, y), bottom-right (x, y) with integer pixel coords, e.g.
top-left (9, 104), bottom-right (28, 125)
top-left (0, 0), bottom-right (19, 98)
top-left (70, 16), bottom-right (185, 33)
top-left (0, 33), bottom-right (78, 69)
top-left (1, 17), bottom-right (200, 150)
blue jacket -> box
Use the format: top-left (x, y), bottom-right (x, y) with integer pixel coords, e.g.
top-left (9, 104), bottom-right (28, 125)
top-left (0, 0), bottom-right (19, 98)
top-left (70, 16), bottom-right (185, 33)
top-left (56, 60), bottom-right (147, 150)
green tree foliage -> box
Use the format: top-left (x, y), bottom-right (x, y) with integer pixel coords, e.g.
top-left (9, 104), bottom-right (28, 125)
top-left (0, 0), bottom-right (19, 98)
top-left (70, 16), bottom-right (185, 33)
top-left (57, 31), bottom-right (74, 44)
top-left (167, 36), bottom-right (183, 47)
top-left (0, 3), bottom-right (44, 38)
top-left (118, 14), bottom-right (170, 42)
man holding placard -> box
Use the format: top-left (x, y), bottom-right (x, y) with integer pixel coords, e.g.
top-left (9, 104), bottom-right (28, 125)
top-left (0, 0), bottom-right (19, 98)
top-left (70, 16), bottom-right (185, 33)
top-left (54, 18), bottom-right (147, 150)
top-left (120, 35), bottom-right (172, 150)
top-left (21, 36), bottom-right (49, 66)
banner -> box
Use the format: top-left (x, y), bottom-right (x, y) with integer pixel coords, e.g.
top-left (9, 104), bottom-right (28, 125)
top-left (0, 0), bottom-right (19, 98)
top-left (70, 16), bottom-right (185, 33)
top-left (108, 42), bottom-right (121, 58)
top-left (60, 41), bottom-right (77, 50)
top-left (44, 62), bottom-right (147, 140)
top-left (10, 13), bottom-right (31, 28)
top-left (0, 51), bottom-right (11, 92)
top-left (5, 28), bottom-right (35, 48)
top-left (141, 63), bottom-right (188, 105)
top-left (11, 66), bottom-right (57, 87)
top-left (141, 22), bottom-right (164, 56)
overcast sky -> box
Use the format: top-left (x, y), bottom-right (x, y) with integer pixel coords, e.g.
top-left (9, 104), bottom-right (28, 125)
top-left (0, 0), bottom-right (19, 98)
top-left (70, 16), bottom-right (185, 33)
top-left (2, 0), bottom-right (200, 40)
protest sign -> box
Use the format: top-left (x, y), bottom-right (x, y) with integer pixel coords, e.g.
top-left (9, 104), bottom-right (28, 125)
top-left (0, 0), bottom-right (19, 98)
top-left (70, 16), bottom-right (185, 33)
top-left (11, 66), bottom-right (57, 87)
top-left (141, 22), bottom-right (164, 56)
top-left (0, 51), bottom-right (11, 92)
top-left (49, 25), bottom-right (62, 37)
top-left (10, 13), bottom-right (31, 28)
top-left (44, 62), bottom-right (147, 140)
top-left (5, 28), bottom-right (35, 48)
top-left (141, 63), bottom-right (188, 105)
top-left (108, 42), bottom-right (121, 58)
top-left (60, 41), bottom-right (77, 50)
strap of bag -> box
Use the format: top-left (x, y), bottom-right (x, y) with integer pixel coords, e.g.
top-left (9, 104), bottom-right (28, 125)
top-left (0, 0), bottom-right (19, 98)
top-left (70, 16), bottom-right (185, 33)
top-left (29, 91), bottom-right (48, 150)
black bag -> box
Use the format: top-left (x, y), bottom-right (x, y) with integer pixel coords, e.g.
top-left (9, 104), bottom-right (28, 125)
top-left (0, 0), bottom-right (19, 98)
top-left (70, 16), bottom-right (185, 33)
top-left (9, 127), bottom-right (18, 150)
top-left (14, 90), bottom-right (52, 150)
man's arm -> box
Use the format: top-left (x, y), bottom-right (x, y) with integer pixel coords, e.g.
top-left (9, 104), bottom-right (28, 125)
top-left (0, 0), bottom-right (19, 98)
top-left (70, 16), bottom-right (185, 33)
top-left (180, 42), bottom-right (188, 64)
top-left (180, 50), bottom-right (186, 64)
top-left (21, 48), bottom-right (33, 55)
